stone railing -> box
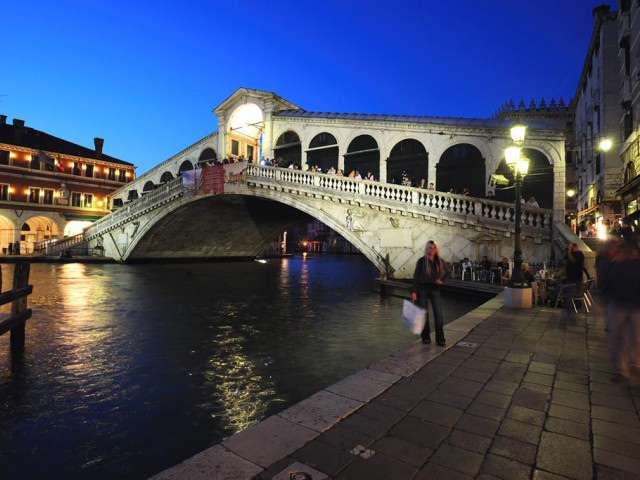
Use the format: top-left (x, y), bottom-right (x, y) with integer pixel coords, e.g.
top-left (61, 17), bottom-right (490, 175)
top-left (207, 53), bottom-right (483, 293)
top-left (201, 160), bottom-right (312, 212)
top-left (85, 177), bottom-right (185, 238)
top-left (245, 165), bottom-right (553, 233)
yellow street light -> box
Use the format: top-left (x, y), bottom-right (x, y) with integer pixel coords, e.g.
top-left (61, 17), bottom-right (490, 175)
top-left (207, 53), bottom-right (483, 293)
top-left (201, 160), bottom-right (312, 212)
top-left (567, 189), bottom-right (576, 198)
top-left (510, 124), bottom-right (527, 144)
top-left (599, 138), bottom-right (613, 152)
top-left (504, 146), bottom-right (521, 166)
top-left (516, 158), bottom-right (530, 176)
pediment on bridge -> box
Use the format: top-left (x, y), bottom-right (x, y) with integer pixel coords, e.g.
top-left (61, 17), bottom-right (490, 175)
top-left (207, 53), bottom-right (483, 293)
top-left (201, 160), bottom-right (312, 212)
top-left (213, 88), bottom-right (302, 116)
top-left (470, 232), bottom-right (502, 244)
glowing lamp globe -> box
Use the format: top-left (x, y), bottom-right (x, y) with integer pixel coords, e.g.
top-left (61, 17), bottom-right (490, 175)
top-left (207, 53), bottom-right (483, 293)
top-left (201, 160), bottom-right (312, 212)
top-left (510, 124), bottom-right (527, 144)
top-left (504, 146), bottom-right (521, 166)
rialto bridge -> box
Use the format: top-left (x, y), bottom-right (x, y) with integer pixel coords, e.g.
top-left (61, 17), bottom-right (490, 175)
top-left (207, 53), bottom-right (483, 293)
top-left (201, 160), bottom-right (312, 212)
top-left (76, 88), bottom-right (578, 279)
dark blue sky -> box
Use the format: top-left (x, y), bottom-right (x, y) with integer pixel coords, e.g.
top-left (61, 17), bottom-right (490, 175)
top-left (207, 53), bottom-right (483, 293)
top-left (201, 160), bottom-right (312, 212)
top-left (1, 0), bottom-right (616, 173)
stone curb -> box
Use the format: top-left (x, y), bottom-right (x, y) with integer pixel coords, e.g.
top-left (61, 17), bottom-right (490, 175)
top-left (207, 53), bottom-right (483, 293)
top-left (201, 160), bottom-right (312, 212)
top-left (150, 292), bottom-right (505, 479)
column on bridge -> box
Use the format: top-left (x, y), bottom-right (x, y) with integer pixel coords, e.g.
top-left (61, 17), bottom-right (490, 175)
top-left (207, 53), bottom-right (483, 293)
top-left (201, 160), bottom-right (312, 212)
top-left (217, 113), bottom-right (226, 161)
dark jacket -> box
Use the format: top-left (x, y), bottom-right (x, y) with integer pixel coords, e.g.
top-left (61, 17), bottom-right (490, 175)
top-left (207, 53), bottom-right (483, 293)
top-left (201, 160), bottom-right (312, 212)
top-left (565, 251), bottom-right (585, 283)
top-left (412, 256), bottom-right (447, 292)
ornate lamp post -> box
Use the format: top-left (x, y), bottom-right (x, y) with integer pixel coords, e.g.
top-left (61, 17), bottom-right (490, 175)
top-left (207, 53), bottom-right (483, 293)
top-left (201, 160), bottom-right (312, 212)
top-left (504, 124), bottom-right (531, 307)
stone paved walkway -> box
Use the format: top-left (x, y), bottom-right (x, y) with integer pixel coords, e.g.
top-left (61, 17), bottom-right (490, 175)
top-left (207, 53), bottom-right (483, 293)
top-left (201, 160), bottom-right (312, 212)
top-left (155, 297), bottom-right (640, 480)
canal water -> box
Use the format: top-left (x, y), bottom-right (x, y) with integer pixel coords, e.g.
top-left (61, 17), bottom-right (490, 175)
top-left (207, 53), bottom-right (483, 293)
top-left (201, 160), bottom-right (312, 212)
top-left (0, 256), bottom-right (488, 479)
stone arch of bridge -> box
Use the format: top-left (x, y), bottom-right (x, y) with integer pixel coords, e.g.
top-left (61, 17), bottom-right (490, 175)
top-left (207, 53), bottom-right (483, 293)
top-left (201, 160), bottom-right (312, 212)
top-left (436, 143), bottom-right (487, 196)
top-left (120, 190), bottom-right (389, 274)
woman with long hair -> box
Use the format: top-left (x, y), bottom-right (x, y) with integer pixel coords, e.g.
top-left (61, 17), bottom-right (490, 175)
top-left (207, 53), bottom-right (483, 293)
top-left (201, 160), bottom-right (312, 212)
top-left (411, 240), bottom-right (447, 346)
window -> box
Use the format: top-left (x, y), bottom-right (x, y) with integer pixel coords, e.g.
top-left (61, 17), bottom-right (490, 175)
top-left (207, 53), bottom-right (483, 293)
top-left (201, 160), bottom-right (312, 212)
top-left (83, 193), bottom-right (93, 208)
top-left (247, 145), bottom-right (254, 161)
top-left (73, 163), bottom-right (82, 176)
top-left (0, 151), bottom-right (9, 165)
top-left (0, 184), bottom-right (8, 201)
top-left (231, 140), bottom-right (239, 155)
top-left (108, 167), bottom-right (116, 181)
top-left (71, 192), bottom-right (81, 207)
top-left (44, 157), bottom-right (55, 172)
top-left (624, 107), bottom-right (634, 140)
top-left (29, 187), bottom-right (40, 203)
top-left (85, 164), bottom-right (94, 177)
top-left (43, 189), bottom-right (54, 205)
top-left (118, 170), bottom-right (127, 182)
top-left (30, 155), bottom-right (40, 170)
top-left (595, 154), bottom-right (601, 176)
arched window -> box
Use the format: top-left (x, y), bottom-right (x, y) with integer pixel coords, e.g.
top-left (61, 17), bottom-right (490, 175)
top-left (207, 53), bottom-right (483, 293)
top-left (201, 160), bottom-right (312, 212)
top-left (494, 148), bottom-right (553, 208)
top-left (178, 160), bottom-right (194, 175)
top-left (307, 132), bottom-right (338, 171)
top-left (345, 135), bottom-right (379, 179)
top-left (128, 190), bottom-right (139, 201)
top-left (21, 223), bottom-right (30, 231)
top-left (437, 144), bottom-right (486, 196)
top-left (160, 171), bottom-right (174, 183)
top-left (143, 181), bottom-right (155, 192)
top-left (596, 190), bottom-right (603, 205)
top-left (387, 139), bottom-right (428, 186)
top-left (625, 161), bottom-right (636, 183)
top-left (274, 131), bottom-right (301, 167)
top-left (198, 148), bottom-right (217, 164)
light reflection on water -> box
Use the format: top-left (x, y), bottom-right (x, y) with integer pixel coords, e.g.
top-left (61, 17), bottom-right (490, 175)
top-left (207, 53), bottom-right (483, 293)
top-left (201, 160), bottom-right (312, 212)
top-left (0, 256), bottom-right (488, 479)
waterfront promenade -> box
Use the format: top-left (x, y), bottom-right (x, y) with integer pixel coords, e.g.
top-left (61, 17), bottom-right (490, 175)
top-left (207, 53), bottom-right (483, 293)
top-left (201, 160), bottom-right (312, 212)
top-left (154, 295), bottom-right (640, 480)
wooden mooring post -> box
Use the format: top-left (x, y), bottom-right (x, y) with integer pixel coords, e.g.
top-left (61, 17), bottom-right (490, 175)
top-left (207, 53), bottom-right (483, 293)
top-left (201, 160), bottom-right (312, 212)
top-left (0, 262), bottom-right (33, 351)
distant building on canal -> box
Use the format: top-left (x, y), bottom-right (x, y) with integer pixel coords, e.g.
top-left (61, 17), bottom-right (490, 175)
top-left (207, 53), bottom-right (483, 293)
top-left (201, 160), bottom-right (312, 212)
top-left (0, 115), bottom-right (136, 254)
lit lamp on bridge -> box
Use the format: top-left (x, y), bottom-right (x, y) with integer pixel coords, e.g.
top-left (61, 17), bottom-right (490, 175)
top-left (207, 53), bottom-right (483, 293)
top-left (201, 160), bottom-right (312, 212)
top-left (504, 123), bottom-right (532, 309)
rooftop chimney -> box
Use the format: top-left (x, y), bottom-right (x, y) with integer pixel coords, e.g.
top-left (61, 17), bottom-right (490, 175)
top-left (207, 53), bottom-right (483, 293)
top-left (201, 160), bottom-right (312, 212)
top-left (12, 118), bottom-right (25, 144)
top-left (0, 115), bottom-right (6, 125)
top-left (94, 137), bottom-right (104, 159)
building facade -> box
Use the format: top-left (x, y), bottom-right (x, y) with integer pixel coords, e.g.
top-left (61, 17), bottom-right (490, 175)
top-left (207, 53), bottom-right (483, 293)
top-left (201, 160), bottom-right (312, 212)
top-left (0, 115), bottom-right (135, 253)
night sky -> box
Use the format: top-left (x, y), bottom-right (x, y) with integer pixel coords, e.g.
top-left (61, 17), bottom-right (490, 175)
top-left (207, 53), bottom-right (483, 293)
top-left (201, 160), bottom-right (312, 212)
top-left (1, 0), bottom-right (616, 173)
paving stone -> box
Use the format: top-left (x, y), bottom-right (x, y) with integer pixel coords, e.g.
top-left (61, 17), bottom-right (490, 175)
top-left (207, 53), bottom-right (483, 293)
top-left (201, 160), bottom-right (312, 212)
top-left (291, 441), bottom-right (354, 477)
top-left (590, 381), bottom-right (634, 397)
top-left (594, 448), bottom-right (640, 476)
top-left (355, 367), bottom-right (402, 384)
top-left (548, 404), bottom-right (590, 424)
top-left (317, 424), bottom-right (375, 452)
top-left (556, 371), bottom-right (588, 385)
top-left (409, 399), bottom-right (464, 427)
top-left (592, 392), bottom-right (637, 412)
top-left (481, 453), bottom-right (532, 480)
top-left (438, 377), bottom-right (485, 398)
top-left (493, 362), bottom-right (528, 380)
top-left (326, 374), bottom-right (392, 403)
top-left (506, 405), bottom-right (546, 426)
top-left (278, 390), bottom-right (364, 432)
top-left (271, 461), bottom-right (329, 480)
top-left (371, 436), bottom-right (432, 468)
top-left (499, 418), bottom-right (542, 445)
top-left (430, 444), bottom-right (484, 476)
top-left (389, 417), bottom-right (450, 450)
top-left (455, 413), bottom-right (500, 437)
top-left (594, 435), bottom-right (640, 460)
top-left (385, 382), bottom-right (430, 402)
top-left (513, 387), bottom-right (550, 411)
top-left (253, 456), bottom-right (297, 480)
top-left (533, 469), bottom-right (572, 479)
top-left (451, 367), bottom-right (493, 383)
top-left (476, 347), bottom-right (508, 360)
top-left (505, 353), bottom-right (532, 364)
top-left (591, 405), bottom-right (640, 426)
top-left (545, 417), bottom-right (590, 440)
top-left (592, 419), bottom-right (640, 445)
top-left (223, 416), bottom-right (317, 468)
top-left (427, 388), bottom-right (474, 409)
top-left (461, 357), bottom-right (501, 373)
top-left (152, 444), bottom-right (262, 480)
top-left (447, 429), bottom-right (492, 455)
top-left (477, 475), bottom-right (503, 480)
top-left (551, 388), bottom-right (590, 411)
top-left (484, 379), bottom-right (520, 395)
top-left (490, 435), bottom-right (537, 465)
top-left (371, 392), bottom-right (419, 412)
top-left (529, 361), bottom-right (557, 375)
top-left (554, 380), bottom-right (590, 394)
top-left (415, 462), bottom-right (474, 480)
top-left (595, 464), bottom-right (640, 480)
top-left (338, 413), bottom-right (391, 439)
top-left (524, 372), bottom-right (555, 386)
top-left (467, 401), bottom-right (507, 421)
top-left (536, 431), bottom-right (592, 480)
top-left (334, 451), bottom-right (418, 480)
top-left (522, 381), bottom-right (553, 394)
top-left (476, 390), bottom-right (512, 409)
top-left (356, 402), bottom-right (405, 426)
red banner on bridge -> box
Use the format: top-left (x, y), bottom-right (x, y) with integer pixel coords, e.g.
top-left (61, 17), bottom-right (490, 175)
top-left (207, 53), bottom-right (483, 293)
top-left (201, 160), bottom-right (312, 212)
top-left (202, 165), bottom-right (224, 194)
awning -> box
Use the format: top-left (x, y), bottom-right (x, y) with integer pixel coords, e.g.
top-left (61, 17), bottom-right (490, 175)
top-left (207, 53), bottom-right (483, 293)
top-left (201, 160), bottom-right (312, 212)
top-left (577, 204), bottom-right (600, 219)
top-left (63, 214), bottom-right (103, 221)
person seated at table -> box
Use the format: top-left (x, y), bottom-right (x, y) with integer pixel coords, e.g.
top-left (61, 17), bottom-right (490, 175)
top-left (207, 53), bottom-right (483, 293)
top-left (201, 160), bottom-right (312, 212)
top-left (496, 257), bottom-right (510, 282)
top-left (522, 263), bottom-right (538, 305)
top-left (479, 256), bottom-right (492, 281)
top-left (460, 257), bottom-right (472, 280)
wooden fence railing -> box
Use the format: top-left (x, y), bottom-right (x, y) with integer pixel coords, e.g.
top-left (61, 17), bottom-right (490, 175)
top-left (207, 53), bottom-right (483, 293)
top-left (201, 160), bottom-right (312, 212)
top-left (0, 262), bottom-right (33, 350)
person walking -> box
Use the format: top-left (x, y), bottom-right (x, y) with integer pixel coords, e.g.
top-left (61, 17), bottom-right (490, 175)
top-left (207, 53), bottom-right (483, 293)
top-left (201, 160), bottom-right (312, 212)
top-left (411, 240), bottom-right (447, 346)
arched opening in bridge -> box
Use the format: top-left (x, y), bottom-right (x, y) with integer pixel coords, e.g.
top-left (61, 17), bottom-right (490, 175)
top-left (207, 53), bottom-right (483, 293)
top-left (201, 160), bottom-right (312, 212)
top-left (178, 160), bottom-right (193, 176)
top-left (274, 131), bottom-right (301, 168)
top-left (345, 135), bottom-right (380, 179)
top-left (64, 220), bottom-right (93, 237)
top-left (198, 148), bottom-right (217, 166)
top-left (160, 171), bottom-right (174, 184)
top-left (128, 190), bottom-right (139, 201)
top-left (0, 215), bottom-right (15, 254)
top-left (436, 144), bottom-right (485, 196)
top-left (228, 103), bottom-right (263, 162)
top-left (387, 139), bottom-right (428, 185)
top-left (493, 148), bottom-right (553, 208)
top-left (307, 132), bottom-right (338, 172)
top-left (22, 216), bottom-right (59, 253)
top-left (143, 181), bottom-right (156, 193)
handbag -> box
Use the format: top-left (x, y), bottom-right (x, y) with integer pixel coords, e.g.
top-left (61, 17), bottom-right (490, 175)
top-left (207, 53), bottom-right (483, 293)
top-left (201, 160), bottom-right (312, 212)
top-left (402, 300), bottom-right (427, 335)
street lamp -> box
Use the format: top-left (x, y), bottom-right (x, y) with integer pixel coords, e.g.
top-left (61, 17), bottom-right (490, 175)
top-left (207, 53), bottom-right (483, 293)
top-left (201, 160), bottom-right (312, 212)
top-left (598, 138), bottom-right (613, 152)
top-left (504, 125), bottom-right (530, 291)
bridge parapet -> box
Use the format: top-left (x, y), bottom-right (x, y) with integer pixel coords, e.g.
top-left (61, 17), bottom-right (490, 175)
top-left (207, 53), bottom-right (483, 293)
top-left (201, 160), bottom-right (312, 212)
top-left (245, 165), bottom-right (553, 238)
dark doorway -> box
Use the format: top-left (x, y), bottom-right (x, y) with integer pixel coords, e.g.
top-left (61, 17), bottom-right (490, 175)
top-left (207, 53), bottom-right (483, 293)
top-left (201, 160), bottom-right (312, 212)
top-left (436, 144), bottom-right (485, 196)
top-left (274, 131), bottom-right (301, 167)
top-left (493, 148), bottom-right (553, 209)
top-left (307, 132), bottom-right (338, 172)
top-left (345, 135), bottom-right (380, 179)
top-left (387, 139), bottom-right (428, 186)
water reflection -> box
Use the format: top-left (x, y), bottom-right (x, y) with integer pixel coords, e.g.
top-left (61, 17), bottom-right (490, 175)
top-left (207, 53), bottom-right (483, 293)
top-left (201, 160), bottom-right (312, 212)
top-left (0, 256), bottom-right (488, 479)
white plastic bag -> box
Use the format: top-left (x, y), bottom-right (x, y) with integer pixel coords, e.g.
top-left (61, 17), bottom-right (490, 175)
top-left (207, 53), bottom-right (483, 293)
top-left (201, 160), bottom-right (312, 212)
top-left (402, 300), bottom-right (426, 335)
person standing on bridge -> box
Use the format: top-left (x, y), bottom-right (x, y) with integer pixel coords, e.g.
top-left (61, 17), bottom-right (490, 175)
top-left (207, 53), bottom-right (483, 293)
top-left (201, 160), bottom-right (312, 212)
top-left (411, 240), bottom-right (447, 346)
